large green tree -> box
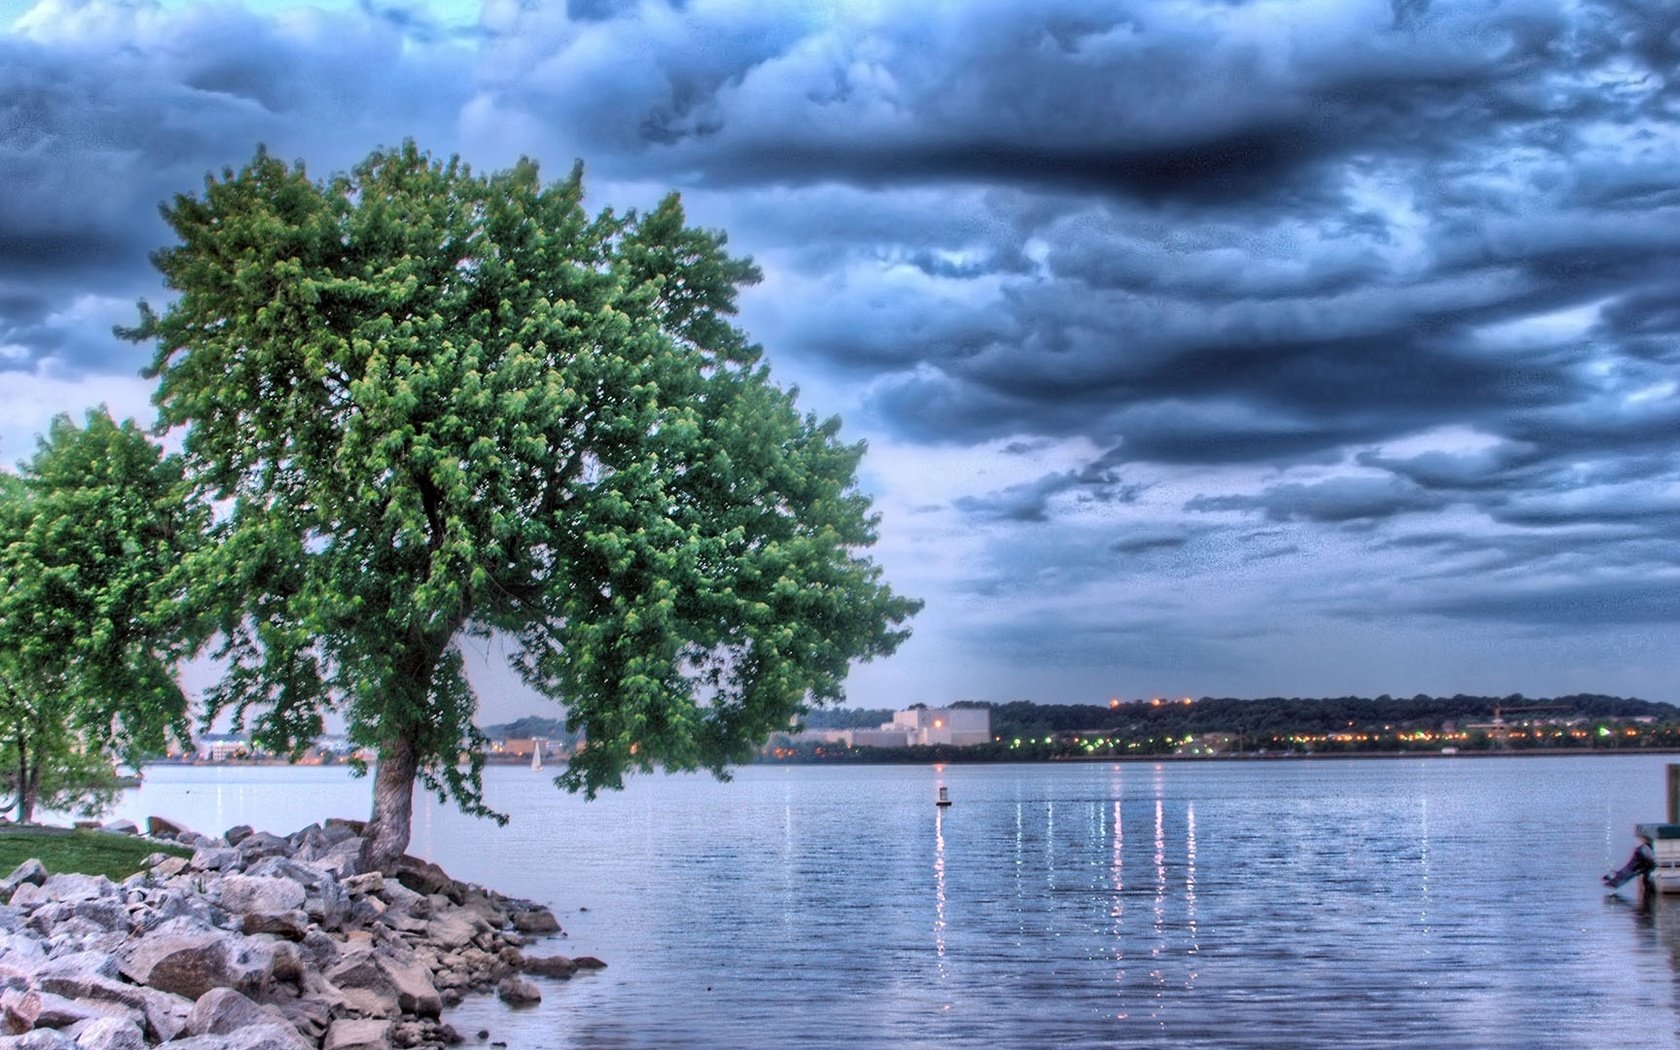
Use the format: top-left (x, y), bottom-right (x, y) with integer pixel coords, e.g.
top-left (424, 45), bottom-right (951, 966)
top-left (131, 143), bottom-right (920, 870)
top-left (0, 410), bottom-right (203, 823)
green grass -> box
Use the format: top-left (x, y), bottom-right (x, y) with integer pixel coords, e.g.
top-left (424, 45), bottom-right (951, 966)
top-left (0, 828), bottom-right (191, 882)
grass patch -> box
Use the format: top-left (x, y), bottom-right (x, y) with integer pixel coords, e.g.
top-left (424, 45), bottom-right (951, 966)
top-left (0, 828), bottom-right (191, 882)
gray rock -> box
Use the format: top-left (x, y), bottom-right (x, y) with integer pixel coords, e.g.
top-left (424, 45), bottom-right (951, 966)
top-left (189, 847), bottom-right (239, 873)
top-left (170, 1022), bottom-right (312, 1050)
top-left (64, 1016), bottom-right (145, 1050)
top-left (241, 911), bottom-right (310, 941)
top-left (100, 821), bottom-right (138, 837)
top-left (185, 988), bottom-right (294, 1040)
top-left (146, 857), bottom-right (188, 880)
top-left (33, 974), bottom-right (190, 1043)
top-left (116, 917), bottom-right (270, 1002)
top-left (135, 889), bottom-right (218, 931)
top-left (29, 952), bottom-right (118, 984)
top-left (0, 1029), bottom-right (74, 1048)
top-left (216, 876), bottom-right (306, 916)
top-left (236, 832), bottom-right (292, 862)
top-left (222, 826), bottom-right (255, 847)
top-left (0, 863), bottom-right (46, 902)
top-left (2, 887), bottom-right (42, 910)
top-left (342, 873), bottom-right (383, 897)
top-left (37, 876), bottom-right (116, 905)
top-left (423, 913), bottom-right (480, 952)
top-left (30, 992), bottom-right (133, 1032)
top-left (322, 1018), bottom-right (391, 1050)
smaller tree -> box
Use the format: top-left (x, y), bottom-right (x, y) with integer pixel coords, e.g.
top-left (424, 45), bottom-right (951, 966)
top-left (0, 409), bottom-right (205, 823)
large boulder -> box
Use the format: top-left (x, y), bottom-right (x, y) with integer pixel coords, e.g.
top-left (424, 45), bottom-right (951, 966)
top-left (30, 974), bottom-right (190, 1044)
top-left (422, 913), bottom-right (480, 952)
top-left (169, 1023), bottom-right (314, 1050)
top-left (235, 832), bottom-right (292, 863)
top-left (145, 816), bottom-right (186, 839)
top-left (189, 847), bottom-right (240, 873)
top-left (184, 988), bottom-right (307, 1047)
top-left (0, 1028), bottom-right (75, 1048)
top-left (325, 949), bottom-right (440, 1019)
top-left (116, 917), bottom-right (271, 1002)
top-left (523, 954), bottom-right (578, 979)
top-left (322, 1018), bottom-right (391, 1050)
top-left (63, 1017), bottom-right (146, 1050)
top-left (509, 906), bottom-right (561, 935)
top-left (215, 876), bottom-right (306, 916)
top-left (0, 864), bottom-right (46, 903)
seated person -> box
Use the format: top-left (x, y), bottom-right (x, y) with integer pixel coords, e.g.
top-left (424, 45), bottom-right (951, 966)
top-left (1604, 832), bottom-right (1656, 889)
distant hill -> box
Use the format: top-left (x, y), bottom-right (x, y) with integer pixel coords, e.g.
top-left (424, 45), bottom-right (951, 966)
top-left (480, 716), bottom-right (577, 745)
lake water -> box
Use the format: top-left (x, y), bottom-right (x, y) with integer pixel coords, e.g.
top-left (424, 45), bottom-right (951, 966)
top-left (95, 756), bottom-right (1680, 1048)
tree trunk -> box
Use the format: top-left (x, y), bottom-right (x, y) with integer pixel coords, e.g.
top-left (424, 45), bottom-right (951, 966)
top-left (359, 731), bottom-right (418, 872)
top-left (17, 742), bottom-right (36, 825)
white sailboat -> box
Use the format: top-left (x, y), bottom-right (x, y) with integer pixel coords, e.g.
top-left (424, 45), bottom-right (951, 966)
top-left (531, 740), bottom-right (544, 772)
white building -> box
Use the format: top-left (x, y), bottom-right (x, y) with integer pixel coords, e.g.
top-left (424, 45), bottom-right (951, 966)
top-left (890, 707), bottom-right (992, 747)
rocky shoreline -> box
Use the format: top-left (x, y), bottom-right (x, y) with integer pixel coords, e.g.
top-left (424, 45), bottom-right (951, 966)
top-left (0, 818), bottom-right (602, 1049)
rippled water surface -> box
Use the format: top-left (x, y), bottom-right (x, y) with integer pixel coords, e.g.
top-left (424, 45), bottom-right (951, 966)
top-left (107, 756), bottom-right (1680, 1048)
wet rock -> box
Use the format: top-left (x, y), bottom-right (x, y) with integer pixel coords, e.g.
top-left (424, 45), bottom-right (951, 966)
top-left (494, 977), bottom-right (540, 1007)
top-left (507, 907), bottom-right (560, 935)
top-left (572, 956), bottom-right (607, 970)
top-left (522, 954), bottom-right (578, 979)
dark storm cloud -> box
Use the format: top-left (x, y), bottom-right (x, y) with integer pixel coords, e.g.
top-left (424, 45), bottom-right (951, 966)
top-left (954, 452), bottom-right (1138, 523)
top-left (1415, 577), bottom-right (1680, 627)
top-left (0, 1), bottom-right (467, 374)
top-left (1186, 476), bottom-right (1449, 525)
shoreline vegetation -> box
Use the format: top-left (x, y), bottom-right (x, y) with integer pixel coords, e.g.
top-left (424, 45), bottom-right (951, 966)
top-left (0, 818), bottom-right (598, 1049)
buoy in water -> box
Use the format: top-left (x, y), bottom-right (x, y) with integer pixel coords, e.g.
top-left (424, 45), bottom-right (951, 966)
top-left (936, 786), bottom-right (952, 807)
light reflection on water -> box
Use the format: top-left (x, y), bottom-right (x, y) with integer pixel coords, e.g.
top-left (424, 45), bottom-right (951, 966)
top-left (100, 756), bottom-right (1680, 1048)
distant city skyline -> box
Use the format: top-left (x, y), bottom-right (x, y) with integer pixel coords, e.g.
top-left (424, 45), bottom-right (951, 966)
top-left (5, 0), bottom-right (1678, 723)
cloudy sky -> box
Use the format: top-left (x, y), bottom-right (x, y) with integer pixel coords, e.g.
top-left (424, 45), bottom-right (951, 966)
top-left (5, 0), bottom-right (1679, 717)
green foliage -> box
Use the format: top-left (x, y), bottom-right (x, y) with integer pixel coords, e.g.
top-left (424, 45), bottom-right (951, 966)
top-left (0, 828), bottom-right (190, 882)
top-left (130, 142), bottom-right (919, 828)
top-left (0, 410), bottom-right (204, 822)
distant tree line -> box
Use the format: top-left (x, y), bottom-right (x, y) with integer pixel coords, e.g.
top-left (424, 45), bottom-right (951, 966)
top-left (767, 694), bottom-right (1680, 764)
